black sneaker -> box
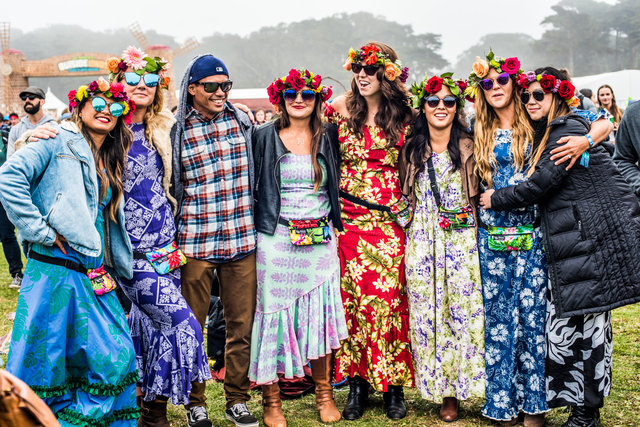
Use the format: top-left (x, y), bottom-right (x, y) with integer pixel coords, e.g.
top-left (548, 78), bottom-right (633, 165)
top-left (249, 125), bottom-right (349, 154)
top-left (225, 403), bottom-right (258, 427)
top-left (186, 405), bottom-right (212, 427)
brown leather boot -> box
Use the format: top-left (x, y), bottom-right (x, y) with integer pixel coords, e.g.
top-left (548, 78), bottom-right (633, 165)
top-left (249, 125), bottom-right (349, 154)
top-left (524, 413), bottom-right (546, 427)
top-left (309, 355), bottom-right (341, 423)
top-left (439, 397), bottom-right (459, 422)
top-left (262, 382), bottom-right (287, 427)
top-left (138, 399), bottom-right (170, 427)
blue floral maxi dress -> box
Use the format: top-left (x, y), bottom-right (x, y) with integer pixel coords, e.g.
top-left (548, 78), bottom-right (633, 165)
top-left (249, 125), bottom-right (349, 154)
top-left (479, 130), bottom-right (548, 421)
top-left (405, 151), bottom-right (486, 403)
top-left (7, 185), bottom-right (139, 426)
top-left (249, 154), bottom-right (348, 385)
top-left (118, 123), bottom-right (211, 404)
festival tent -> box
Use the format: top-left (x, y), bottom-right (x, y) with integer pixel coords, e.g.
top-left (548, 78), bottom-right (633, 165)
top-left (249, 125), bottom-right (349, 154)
top-left (572, 69), bottom-right (640, 108)
top-left (44, 87), bottom-right (67, 118)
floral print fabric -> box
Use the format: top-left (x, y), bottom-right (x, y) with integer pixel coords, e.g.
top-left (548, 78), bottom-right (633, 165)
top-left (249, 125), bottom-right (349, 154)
top-left (405, 151), bottom-right (485, 403)
top-left (325, 105), bottom-right (414, 392)
top-left (479, 130), bottom-right (548, 420)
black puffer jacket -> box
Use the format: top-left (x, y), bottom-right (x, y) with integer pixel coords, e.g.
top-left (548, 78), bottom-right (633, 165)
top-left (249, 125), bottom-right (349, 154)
top-left (252, 121), bottom-right (343, 235)
top-left (491, 114), bottom-right (640, 318)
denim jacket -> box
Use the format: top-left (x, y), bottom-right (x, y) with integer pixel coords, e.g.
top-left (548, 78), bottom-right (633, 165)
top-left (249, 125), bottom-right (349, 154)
top-left (0, 122), bottom-right (133, 279)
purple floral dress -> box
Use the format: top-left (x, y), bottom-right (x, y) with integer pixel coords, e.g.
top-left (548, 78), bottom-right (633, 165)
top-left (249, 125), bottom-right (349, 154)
top-left (118, 122), bottom-right (211, 404)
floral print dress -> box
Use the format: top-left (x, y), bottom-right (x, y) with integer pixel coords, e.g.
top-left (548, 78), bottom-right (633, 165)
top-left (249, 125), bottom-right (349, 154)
top-left (405, 151), bottom-right (485, 403)
top-left (479, 129), bottom-right (548, 421)
top-left (325, 104), bottom-right (414, 392)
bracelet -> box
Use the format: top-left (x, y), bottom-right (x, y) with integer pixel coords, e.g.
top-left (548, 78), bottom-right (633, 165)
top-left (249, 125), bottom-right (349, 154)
top-left (580, 135), bottom-right (594, 168)
top-left (585, 134), bottom-right (594, 148)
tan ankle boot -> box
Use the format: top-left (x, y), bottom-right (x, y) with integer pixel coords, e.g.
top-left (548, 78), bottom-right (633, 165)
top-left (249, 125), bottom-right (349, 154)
top-left (262, 382), bottom-right (286, 427)
top-left (310, 355), bottom-right (341, 423)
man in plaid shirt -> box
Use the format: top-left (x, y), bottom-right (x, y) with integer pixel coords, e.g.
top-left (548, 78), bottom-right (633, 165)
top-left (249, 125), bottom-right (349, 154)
top-left (171, 54), bottom-right (258, 427)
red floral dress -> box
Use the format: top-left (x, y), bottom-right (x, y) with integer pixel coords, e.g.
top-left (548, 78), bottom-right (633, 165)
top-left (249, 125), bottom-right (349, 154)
top-left (325, 104), bottom-right (414, 391)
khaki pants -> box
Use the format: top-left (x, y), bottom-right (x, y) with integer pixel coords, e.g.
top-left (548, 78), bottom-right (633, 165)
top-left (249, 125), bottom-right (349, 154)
top-left (181, 253), bottom-right (257, 409)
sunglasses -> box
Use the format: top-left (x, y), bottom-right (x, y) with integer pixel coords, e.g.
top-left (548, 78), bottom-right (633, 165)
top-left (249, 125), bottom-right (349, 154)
top-left (479, 73), bottom-right (510, 91)
top-left (123, 72), bottom-right (160, 88)
top-left (91, 97), bottom-right (124, 117)
top-left (197, 81), bottom-right (233, 93)
top-left (351, 63), bottom-right (380, 76)
top-left (283, 89), bottom-right (316, 103)
top-left (20, 94), bottom-right (39, 101)
top-left (521, 89), bottom-right (546, 104)
top-left (425, 95), bottom-right (457, 109)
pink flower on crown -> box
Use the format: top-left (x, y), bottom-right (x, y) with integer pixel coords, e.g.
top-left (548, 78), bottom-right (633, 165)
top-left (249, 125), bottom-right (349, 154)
top-left (122, 46), bottom-right (147, 71)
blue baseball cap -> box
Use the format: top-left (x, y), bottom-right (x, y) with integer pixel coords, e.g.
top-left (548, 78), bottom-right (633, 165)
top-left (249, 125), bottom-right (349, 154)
top-left (189, 55), bottom-right (229, 84)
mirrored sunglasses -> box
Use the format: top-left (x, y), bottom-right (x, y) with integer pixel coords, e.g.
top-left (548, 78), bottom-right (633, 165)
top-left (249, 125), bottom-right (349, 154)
top-left (91, 97), bottom-right (124, 117)
top-left (123, 72), bottom-right (160, 88)
top-left (479, 73), bottom-right (510, 91)
top-left (283, 89), bottom-right (316, 103)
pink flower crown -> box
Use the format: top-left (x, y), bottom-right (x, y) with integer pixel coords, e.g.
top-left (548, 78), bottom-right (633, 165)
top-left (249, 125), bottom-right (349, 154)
top-left (517, 71), bottom-right (579, 107)
top-left (106, 46), bottom-right (170, 90)
top-left (67, 77), bottom-right (135, 121)
top-left (266, 68), bottom-right (333, 105)
top-left (343, 43), bottom-right (409, 83)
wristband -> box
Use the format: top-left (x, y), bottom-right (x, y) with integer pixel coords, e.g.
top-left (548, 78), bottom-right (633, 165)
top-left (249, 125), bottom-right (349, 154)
top-left (580, 134), bottom-right (594, 168)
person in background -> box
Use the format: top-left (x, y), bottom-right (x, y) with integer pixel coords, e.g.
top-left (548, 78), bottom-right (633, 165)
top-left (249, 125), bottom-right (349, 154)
top-left (597, 84), bottom-right (623, 142)
top-left (7, 87), bottom-right (55, 158)
top-left (577, 88), bottom-right (598, 114)
top-left (399, 73), bottom-right (485, 422)
top-left (613, 100), bottom-right (640, 199)
top-left (254, 108), bottom-right (266, 125)
top-left (0, 77), bottom-right (138, 426)
top-left (9, 113), bottom-right (19, 127)
top-left (265, 110), bottom-right (274, 121)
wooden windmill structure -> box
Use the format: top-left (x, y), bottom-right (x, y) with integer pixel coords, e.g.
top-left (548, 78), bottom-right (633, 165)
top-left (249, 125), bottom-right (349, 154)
top-left (129, 22), bottom-right (199, 107)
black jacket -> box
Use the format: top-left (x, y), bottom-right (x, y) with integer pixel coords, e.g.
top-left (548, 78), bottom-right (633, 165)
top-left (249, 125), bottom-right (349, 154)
top-left (491, 114), bottom-right (640, 318)
top-left (252, 121), bottom-right (343, 235)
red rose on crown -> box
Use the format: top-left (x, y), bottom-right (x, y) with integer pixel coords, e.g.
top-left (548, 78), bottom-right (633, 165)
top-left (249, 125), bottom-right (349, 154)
top-left (457, 80), bottom-right (467, 92)
top-left (502, 57), bottom-right (521, 75)
top-left (539, 75), bottom-right (557, 92)
top-left (426, 76), bottom-right (444, 94)
top-left (558, 80), bottom-right (575, 99)
top-left (267, 84), bottom-right (280, 105)
top-left (286, 70), bottom-right (305, 91)
top-left (517, 74), bottom-right (530, 88)
top-left (312, 74), bottom-right (322, 89)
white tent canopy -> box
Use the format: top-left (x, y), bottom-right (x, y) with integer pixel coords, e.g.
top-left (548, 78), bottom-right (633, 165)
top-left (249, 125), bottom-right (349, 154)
top-left (572, 69), bottom-right (640, 108)
top-left (44, 87), bottom-right (67, 118)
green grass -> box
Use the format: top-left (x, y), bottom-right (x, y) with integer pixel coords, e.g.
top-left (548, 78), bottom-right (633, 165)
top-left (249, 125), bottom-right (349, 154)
top-left (0, 253), bottom-right (637, 426)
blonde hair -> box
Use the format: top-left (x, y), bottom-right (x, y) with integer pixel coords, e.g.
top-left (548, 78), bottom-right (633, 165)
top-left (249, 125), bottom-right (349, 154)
top-left (473, 74), bottom-right (533, 187)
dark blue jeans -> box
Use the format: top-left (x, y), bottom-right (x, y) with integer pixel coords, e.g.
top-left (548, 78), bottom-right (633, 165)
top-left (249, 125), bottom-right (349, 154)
top-left (0, 202), bottom-right (23, 277)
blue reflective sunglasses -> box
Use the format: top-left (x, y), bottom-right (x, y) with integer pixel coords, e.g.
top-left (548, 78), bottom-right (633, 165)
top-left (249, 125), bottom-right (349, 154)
top-left (91, 97), bottom-right (124, 117)
top-left (123, 72), bottom-right (160, 88)
top-left (283, 89), bottom-right (316, 103)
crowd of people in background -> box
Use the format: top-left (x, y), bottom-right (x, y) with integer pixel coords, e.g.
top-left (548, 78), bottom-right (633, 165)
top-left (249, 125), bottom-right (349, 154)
top-left (0, 40), bottom-right (639, 427)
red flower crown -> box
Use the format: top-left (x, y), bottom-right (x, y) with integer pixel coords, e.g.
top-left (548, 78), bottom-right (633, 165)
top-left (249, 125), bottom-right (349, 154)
top-left (266, 68), bottom-right (333, 105)
top-left (517, 71), bottom-right (578, 107)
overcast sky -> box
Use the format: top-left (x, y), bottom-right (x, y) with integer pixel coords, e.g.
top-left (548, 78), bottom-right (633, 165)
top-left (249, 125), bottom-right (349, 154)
top-left (5, 0), bottom-right (615, 64)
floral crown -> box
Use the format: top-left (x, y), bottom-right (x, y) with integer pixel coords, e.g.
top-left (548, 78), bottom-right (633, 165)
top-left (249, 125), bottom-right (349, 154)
top-left (266, 68), bottom-right (333, 105)
top-left (517, 71), bottom-right (579, 107)
top-left (465, 50), bottom-right (523, 99)
top-left (410, 73), bottom-right (468, 108)
top-left (106, 46), bottom-right (170, 90)
top-left (67, 77), bottom-right (135, 120)
top-left (343, 43), bottom-right (409, 83)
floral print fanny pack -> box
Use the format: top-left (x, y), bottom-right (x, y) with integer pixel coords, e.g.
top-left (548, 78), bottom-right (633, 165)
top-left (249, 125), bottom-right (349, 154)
top-left (144, 241), bottom-right (188, 274)
top-left (279, 217), bottom-right (331, 246)
top-left (438, 205), bottom-right (476, 230)
top-left (487, 224), bottom-right (535, 251)
top-left (87, 266), bottom-right (118, 296)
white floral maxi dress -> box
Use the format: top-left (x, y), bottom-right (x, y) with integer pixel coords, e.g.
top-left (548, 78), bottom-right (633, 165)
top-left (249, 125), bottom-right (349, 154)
top-left (405, 151), bottom-right (486, 403)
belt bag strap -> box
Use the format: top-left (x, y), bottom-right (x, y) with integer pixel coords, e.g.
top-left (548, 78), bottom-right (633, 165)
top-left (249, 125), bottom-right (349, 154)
top-left (28, 250), bottom-right (86, 274)
top-left (339, 190), bottom-right (391, 213)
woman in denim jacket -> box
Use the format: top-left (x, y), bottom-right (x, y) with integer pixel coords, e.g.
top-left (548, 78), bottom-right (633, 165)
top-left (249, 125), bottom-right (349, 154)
top-left (0, 78), bottom-right (139, 426)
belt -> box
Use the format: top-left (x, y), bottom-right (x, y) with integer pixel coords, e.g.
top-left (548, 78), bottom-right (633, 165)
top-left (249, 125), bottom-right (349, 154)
top-left (478, 217), bottom-right (541, 230)
top-left (28, 251), bottom-right (86, 274)
top-left (132, 251), bottom-right (148, 260)
top-left (339, 191), bottom-right (391, 213)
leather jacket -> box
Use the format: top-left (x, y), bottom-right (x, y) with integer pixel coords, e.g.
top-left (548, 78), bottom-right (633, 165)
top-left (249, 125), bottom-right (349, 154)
top-left (252, 121), bottom-right (343, 235)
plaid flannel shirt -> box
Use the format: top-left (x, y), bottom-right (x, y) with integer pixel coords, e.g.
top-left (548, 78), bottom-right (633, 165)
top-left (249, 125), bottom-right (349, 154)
top-left (177, 105), bottom-right (255, 262)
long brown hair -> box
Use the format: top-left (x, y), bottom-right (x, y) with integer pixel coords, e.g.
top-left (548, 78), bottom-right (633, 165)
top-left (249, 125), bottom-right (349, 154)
top-left (597, 84), bottom-right (623, 123)
top-left (72, 97), bottom-right (132, 222)
top-left (473, 73), bottom-right (533, 187)
top-left (275, 93), bottom-right (324, 191)
top-left (345, 41), bottom-right (411, 147)
top-left (115, 71), bottom-right (165, 140)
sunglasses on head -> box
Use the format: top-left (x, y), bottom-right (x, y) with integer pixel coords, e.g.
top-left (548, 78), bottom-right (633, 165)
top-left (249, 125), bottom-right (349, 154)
top-left (479, 73), bottom-right (510, 91)
top-left (91, 97), bottom-right (124, 117)
top-left (351, 63), bottom-right (380, 76)
top-left (197, 81), bottom-right (233, 93)
top-left (283, 89), bottom-right (316, 103)
top-left (520, 89), bottom-right (546, 104)
top-left (123, 72), bottom-right (160, 88)
top-left (425, 95), bottom-right (457, 109)
top-left (20, 94), bottom-right (39, 101)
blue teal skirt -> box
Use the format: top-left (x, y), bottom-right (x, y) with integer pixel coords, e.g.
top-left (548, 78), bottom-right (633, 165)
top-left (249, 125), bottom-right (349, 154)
top-left (7, 255), bottom-right (139, 426)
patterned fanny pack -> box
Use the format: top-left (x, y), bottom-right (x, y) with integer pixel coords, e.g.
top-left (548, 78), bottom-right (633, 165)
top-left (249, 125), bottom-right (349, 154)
top-left (438, 206), bottom-right (476, 230)
top-left (278, 217), bottom-right (331, 246)
top-left (486, 224), bottom-right (536, 251)
top-left (134, 241), bottom-right (187, 275)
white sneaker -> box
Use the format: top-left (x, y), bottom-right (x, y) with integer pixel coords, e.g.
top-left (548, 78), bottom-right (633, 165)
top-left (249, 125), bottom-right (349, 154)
top-left (8, 275), bottom-right (21, 289)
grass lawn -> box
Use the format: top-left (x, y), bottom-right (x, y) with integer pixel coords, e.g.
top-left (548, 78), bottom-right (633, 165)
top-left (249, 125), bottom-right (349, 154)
top-left (0, 253), bottom-right (637, 426)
